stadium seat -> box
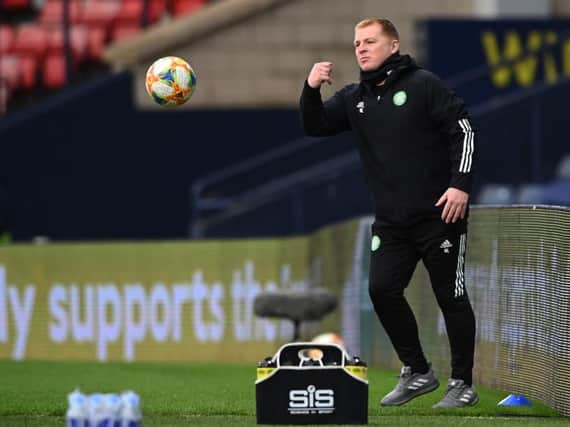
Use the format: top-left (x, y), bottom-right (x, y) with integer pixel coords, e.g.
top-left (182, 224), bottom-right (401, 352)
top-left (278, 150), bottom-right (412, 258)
top-left (45, 25), bottom-right (89, 62)
top-left (148, 0), bottom-right (167, 23)
top-left (79, 0), bottom-right (120, 26)
top-left (171, 0), bottom-right (205, 16)
top-left (556, 154), bottom-right (570, 179)
top-left (0, 25), bottom-right (15, 53)
top-left (477, 184), bottom-right (515, 205)
top-left (38, 0), bottom-right (82, 25)
top-left (0, 0), bottom-right (31, 10)
top-left (109, 22), bottom-right (140, 41)
top-left (78, 1), bottom-right (121, 59)
top-left (18, 55), bottom-right (38, 88)
top-left (84, 27), bottom-right (106, 59)
top-left (114, 0), bottom-right (143, 22)
top-left (0, 55), bottom-right (19, 90)
top-left (12, 24), bottom-right (47, 56)
top-left (2, 31), bottom-right (39, 89)
top-left (109, 0), bottom-right (143, 41)
top-left (43, 53), bottom-right (67, 88)
top-left (516, 183), bottom-right (545, 204)
top-left (540, 155), bottom-right (570, 206)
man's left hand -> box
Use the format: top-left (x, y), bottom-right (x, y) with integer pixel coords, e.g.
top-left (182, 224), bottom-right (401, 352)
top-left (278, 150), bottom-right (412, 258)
top-left (435, 188), bottom-right (469, 223)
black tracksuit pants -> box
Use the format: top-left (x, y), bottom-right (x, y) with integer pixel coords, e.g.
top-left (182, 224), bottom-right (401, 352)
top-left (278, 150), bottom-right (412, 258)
top-left (368, 217), bottom-right (476, 385)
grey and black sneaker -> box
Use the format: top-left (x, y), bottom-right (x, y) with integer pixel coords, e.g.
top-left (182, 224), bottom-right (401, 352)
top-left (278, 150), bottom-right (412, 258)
top-left (380, 366), bottom-right (439, 406)
top-left (433, 378), bottom-right (479, 408)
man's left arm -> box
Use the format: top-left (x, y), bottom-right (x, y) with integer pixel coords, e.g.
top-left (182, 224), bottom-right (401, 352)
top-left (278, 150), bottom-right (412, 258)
top-left (425, 74), bottom-right (478, 223)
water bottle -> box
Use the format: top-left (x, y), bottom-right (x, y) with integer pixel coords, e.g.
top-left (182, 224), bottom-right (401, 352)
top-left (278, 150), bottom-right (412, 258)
top-left (88, 393), bottom-right (107, 427)
top-left (104, 393), bottom-right (122, 427)
top-left (120, 391), bottom-right (142, 427)
top-left (66, 389), bottom-right (88, 427)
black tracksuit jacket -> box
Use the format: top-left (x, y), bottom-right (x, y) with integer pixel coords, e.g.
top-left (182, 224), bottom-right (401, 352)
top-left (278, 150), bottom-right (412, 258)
top-left (300, 62), bottom-right (477, 226)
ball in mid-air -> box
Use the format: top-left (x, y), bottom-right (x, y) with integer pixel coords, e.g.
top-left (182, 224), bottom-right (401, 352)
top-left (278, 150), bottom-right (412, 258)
top-left (145, 56), bottom-right (197, 106)
top-left (312, 332), bottom-right (344, 347)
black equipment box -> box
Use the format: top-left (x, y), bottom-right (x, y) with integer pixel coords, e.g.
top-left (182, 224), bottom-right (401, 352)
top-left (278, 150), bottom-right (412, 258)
top-left (255, 342), bottom-right (368, 424)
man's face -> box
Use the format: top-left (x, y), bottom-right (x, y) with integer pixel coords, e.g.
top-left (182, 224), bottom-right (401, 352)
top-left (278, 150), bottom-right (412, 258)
top-left (354, 24), bottom-right (399, 71)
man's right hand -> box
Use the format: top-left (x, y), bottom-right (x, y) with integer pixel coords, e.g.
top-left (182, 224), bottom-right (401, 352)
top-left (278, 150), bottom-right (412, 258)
top-left (307, 62), bottom-right (333, 89)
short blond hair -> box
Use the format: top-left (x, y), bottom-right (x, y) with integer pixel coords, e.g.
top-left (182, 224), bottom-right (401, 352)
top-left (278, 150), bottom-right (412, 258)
top-left (355, 18), bottom-right (399, 40)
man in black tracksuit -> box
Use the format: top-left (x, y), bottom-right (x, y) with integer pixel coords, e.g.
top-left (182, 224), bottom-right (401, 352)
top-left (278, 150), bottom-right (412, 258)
top-left (300, 18), bottom-right (478, 408)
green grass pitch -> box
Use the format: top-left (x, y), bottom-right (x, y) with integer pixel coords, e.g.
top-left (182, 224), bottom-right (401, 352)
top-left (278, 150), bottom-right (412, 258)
top-left (0, 360), bottom-right (565, 426)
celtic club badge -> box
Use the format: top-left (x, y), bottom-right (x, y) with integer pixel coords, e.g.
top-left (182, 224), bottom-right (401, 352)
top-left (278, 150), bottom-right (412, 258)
top-left (393, 91), bottom-right (407, 106)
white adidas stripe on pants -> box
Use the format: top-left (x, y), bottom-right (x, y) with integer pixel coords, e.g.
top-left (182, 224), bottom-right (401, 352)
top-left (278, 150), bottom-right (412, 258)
top-left (454, 233), bottom-right (467, 297)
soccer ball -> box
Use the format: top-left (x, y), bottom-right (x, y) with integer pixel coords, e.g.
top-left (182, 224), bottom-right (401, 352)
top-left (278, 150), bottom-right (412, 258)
top-left (145, 56), bottom-right (197, 107)
top-left (311, 332), bottom-right (344, 347)
top-left (307, 332), bottom-right (345, 360)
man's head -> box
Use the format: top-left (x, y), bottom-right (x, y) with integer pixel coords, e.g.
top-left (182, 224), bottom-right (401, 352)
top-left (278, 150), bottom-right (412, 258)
top-left (354, 18), bottom-right (400, 71)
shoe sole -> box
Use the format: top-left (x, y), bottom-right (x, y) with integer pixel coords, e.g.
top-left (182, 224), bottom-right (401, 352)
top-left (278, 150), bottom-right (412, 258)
top-left (380, 380), bottom-right (440, 406)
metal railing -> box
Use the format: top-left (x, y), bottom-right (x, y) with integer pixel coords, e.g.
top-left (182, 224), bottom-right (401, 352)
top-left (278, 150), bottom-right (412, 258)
top-left (190, 142), bottom-right (359, 237)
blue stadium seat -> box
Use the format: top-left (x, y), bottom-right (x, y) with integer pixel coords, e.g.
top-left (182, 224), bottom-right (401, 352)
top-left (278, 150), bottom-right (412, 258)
top-left (515, 183), bottom-right (545, 204)
top-left (477, 184), bottom-right (515, 205)
top-left (541, 154), bottom-right (570, 206)
top-left (556, 154), bottom-right (570, 179)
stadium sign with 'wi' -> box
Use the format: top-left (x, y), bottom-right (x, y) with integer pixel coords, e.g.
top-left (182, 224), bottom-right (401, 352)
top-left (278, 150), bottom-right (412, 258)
top-left (0, 225), bottom-right (357, 362)
top-left (423, 19), bottom-right (570, 106)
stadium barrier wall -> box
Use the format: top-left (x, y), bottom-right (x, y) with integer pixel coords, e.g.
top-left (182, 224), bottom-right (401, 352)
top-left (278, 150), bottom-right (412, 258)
top-left (0, 221), bottom-right (358, 363)
top-left (352, 206), bottom-right (570, 417)
top-left (0, 206), bottom-right (568, 415)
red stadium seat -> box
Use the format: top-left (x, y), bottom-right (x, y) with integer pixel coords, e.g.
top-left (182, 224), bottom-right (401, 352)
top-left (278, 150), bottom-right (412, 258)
top-left (18, 55), bottom-right (38, 89)
top-left (0, 0), bottom-right (31, 10)
top-left (148, 0), bottom-right (167, 23)
top-left (109, 22), bottom-right (140, 41)
top-left (110, 0), bottom-right (144, 41)
top-left (45, 25), bottom-right (89, 62)
top-left (11, 27), bottom-right (43, 88)
top-left (0, 54), bottom-right (19, 90)
top-left (79, 0), bottom-right (122, 58)
top-left (79, 0), bottom-right (120, 26)
top-left (171, 0), bottom-right (204, 16)
top-left (43, 53), bottom-right (67, 88)
top-left (38, 0), bottom-right (82, 25)
top-left (12, 24), bottom-right (47, 56)
top-left (0, 25), bottom-right (15, 53)
top-left (86, 26), bottom-right (107, 59)
top-left (113, 0), bottom-right (143, 22)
